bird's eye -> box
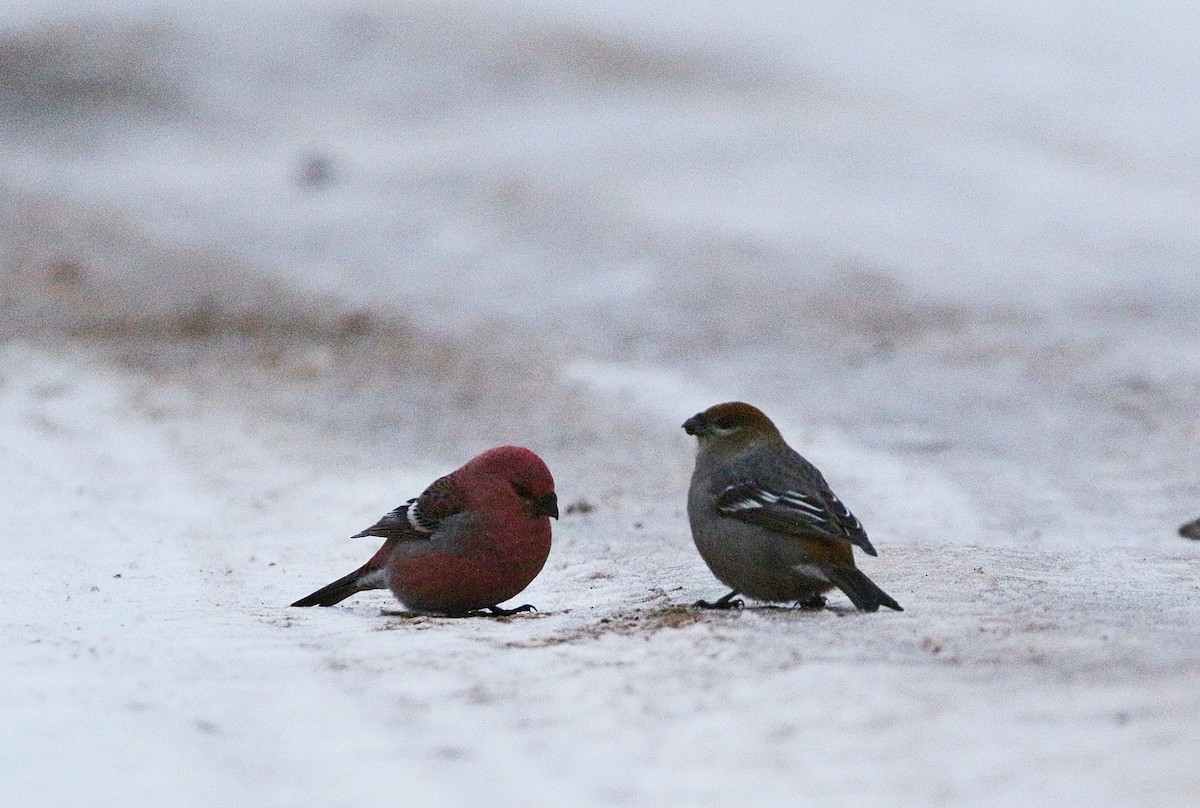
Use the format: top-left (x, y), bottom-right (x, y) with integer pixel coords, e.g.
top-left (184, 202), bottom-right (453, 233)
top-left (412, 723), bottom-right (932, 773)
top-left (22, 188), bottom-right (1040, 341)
top-left (712, 418), bottom-right (738, 432)
top-left (511, 482), bottom-right (533, 499)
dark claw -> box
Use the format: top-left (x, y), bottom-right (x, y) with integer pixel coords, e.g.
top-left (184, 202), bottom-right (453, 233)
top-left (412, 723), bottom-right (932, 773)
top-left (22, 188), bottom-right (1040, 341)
top-left (694, 598), bottom-right (744, 610)
top-left (693, 591), bottom-right (744, 610)
top-left (465, 604), bottom-right (537, 617)
top-left (384, 605), bottom-right (538, 618)
top-left (797, 595), bottom-right (828, 610)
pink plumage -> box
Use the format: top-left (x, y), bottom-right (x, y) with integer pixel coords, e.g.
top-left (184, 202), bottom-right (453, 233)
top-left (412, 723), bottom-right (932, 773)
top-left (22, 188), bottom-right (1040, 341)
top-left (291, 446), bottom-right (558, 616)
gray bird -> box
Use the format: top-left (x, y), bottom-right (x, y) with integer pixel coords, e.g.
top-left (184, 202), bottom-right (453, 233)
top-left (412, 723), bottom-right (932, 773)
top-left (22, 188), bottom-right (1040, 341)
top-left (683, 401), bottom-right (902, 612)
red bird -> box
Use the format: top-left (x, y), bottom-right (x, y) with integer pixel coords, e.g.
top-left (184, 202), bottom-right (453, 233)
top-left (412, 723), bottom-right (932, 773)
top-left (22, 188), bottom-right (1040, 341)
top-left (291, 446), bottom-right (559, 616)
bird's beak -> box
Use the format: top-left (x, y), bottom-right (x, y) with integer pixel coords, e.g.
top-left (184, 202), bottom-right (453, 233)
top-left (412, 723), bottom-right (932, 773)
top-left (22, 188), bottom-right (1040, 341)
top-left (682, 413), bottom-right (706, 436)
top-left (534, 492), bottom-right (560, 519)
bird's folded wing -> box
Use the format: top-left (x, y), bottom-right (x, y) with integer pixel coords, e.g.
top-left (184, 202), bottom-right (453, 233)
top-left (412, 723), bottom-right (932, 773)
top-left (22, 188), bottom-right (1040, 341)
top-left (350, 474), bottom-right (466, 541)
top-left (716, 482), bottom-right (878, 556)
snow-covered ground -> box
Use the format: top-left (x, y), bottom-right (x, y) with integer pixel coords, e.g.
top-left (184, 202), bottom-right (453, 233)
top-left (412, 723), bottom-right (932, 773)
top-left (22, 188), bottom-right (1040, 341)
top-left (2, 2), bottom-right (1199, 805)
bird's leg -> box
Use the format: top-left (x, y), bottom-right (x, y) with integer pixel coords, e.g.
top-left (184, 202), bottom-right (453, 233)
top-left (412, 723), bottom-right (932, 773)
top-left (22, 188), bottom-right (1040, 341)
top-left (797, 594), bottom-right (827, 610)
top-left (465, 604), bottom-right (537, 617)
top-left (693, 590), bottom-right (744, 610)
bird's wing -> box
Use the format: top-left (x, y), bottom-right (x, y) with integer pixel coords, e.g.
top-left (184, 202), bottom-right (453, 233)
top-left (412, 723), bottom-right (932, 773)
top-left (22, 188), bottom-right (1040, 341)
top-left (350, 473), bottom-right (465, 541)
top-left (715, 481), bottom-right (878, 556)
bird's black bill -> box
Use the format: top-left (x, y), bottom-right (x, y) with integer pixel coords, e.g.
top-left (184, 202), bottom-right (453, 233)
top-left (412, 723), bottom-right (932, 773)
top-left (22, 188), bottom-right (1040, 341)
top-left (682, 413), bottom-right (705, 435)
top-left (529, 492), bottom-right (559, 519)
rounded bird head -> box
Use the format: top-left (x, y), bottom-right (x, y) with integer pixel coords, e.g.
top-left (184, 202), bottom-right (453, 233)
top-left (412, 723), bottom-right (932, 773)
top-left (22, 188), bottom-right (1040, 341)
top-left (468, 446), bottom-right (559, 519)
top-left (682, 401), bottom-right (785, 452)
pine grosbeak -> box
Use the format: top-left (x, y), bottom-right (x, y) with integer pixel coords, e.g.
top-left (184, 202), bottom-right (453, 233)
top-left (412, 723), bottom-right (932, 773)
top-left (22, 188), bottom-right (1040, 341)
top-left (291, 446), bottom-right (559, 616)
top-left (683, 402), bottom-right (902, 612)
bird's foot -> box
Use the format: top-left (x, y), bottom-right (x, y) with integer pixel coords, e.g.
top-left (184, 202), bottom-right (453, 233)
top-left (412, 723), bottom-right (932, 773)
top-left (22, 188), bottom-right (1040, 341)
top-left (464, 604), bottom-right (537, 618)
top-left (797, 595), bottom-right (827, 610)
top-left (693, 591), bottom-right (744, 610)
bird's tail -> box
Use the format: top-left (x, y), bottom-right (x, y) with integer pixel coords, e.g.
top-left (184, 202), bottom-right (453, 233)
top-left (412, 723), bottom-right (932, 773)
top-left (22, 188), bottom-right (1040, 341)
top-left (291, 539), bottom-right (396, 607)
top-left (290, 571), bottom-right (367, 607)
top-left (819, 563), bottom-right (903, 612)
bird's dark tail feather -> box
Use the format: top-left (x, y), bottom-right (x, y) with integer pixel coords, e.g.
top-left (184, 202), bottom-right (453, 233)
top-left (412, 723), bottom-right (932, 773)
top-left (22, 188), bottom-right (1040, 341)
top-left (819, 564), bottom-right (903, 612)
top-left (292, 539), bottom-right (396, 607)
top-left (291, 567), bottom-right (375, 607)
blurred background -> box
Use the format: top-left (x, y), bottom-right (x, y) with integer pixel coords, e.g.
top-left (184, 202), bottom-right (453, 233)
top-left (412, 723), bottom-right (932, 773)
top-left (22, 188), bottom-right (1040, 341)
top-left (3, 1), bottom-right (1199, 806)
top-left (3, 0), bottom-right (1198, 538)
